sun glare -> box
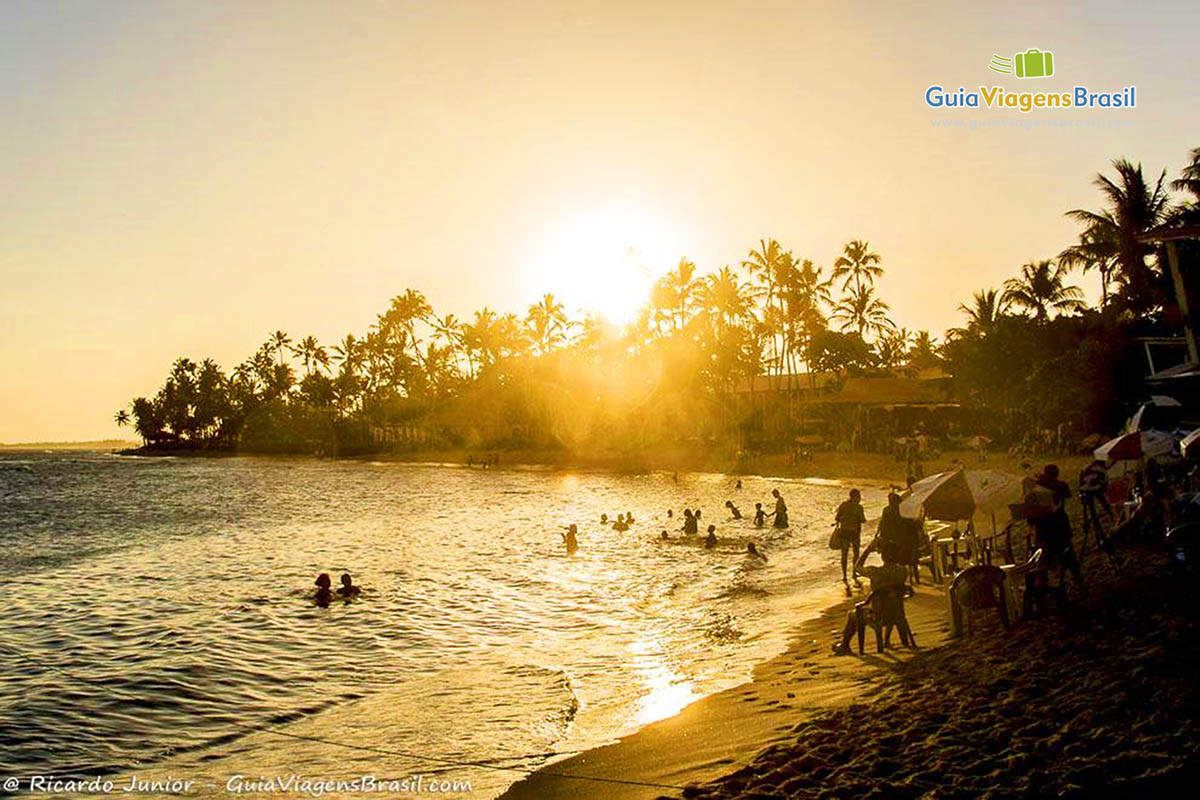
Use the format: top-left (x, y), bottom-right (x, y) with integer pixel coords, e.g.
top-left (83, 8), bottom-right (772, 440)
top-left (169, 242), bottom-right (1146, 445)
top-left (524, 201), bottom-right (691, 324)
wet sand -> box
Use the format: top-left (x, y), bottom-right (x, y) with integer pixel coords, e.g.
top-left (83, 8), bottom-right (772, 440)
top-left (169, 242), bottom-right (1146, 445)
top-left (504, 518), bottom-right (1200, 799)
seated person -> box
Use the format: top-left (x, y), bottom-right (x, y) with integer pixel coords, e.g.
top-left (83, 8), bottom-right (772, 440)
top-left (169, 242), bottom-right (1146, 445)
top-left (337, 572), bottom-right (362, 598)
top-left (833, 542), bottom-right (912, 654)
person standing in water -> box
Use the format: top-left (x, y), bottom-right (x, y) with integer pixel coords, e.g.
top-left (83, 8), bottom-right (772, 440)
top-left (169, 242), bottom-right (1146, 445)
top-left (725, 500), bottom-right (743, 519)
top-left (704, 525), bottom-right (718, 549)
top-left (563, 524), bottom-right (579, 554)
top-left (753, 503), bottom-right (766, 527)
top-left (770, 489), bottom-right (789, 528)
top-left (834, 488), bottom-right (866, 587)
top-left (681, 509), bottom-right (698, 534)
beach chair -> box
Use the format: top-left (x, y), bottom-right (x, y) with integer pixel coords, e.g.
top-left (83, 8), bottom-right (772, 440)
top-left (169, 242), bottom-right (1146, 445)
top-left (854, 584), bottom-right (916, 654)
top-left (1004, 548), bottom-right (1055, 619)
top-left (949, 564), bottom-right (1010, 636)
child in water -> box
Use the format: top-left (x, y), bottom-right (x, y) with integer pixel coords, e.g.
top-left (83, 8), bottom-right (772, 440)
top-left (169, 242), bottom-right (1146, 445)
top-left (337, 573), bottom-right (361, 598)
top-left (704, 525), bottom-right (718, 549)
top-left (746, 542), bottom-right (767, 561)
top-left (725, 500), bottom-right (743, 519)
top-left (753, 503), bottom-right (766, 527)
top-left (613, 514), bottom-right (629, 532)
top-left (314, 573), bottom-right (333, 607)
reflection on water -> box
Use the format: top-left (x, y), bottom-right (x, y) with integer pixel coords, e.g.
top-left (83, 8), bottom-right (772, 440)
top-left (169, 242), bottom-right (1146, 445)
top-left (0, 453), bottom-right (880, 797)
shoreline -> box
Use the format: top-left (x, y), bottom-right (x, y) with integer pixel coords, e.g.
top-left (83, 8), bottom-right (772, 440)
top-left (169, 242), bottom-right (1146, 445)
top-left (504, 510), bottom-right (1200, 800)
top-left (501, 583), bottom-right (954, 799)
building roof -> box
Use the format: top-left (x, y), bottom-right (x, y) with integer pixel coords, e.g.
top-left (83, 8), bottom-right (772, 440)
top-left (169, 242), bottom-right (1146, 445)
top-left (820, 376), bottom-right (953, 406)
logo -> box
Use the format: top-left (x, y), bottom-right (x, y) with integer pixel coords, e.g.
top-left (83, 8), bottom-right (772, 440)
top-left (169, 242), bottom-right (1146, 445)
top-left (923, 47), bottom-right (1135, 113)
top-left (989, 49), bottom-right (1054, 79)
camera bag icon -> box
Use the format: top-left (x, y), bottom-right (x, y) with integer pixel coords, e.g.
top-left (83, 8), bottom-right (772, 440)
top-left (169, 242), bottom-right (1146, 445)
top-left (1014, 49), bottom-right (1054, 78)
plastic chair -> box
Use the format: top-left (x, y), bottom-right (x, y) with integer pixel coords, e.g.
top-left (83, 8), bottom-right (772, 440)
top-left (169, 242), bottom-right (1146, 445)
top-left (854, 584), bottom-right (916, 654)
top-left (949, 564), bottom-right (1010, 636)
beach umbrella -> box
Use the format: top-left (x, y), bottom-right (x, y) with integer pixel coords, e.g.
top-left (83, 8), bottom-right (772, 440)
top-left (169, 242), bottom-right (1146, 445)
top-left (1094, 430), bottom-right (1174, 463)
top-left (1182, 428), bottom-right (1200, 459)
top-left (1127, 396), bottom-right (1183, 432)
top-left (967, 435), bottom-right (992, 448)
top-left (899, 467), bottom-right (1022, 522)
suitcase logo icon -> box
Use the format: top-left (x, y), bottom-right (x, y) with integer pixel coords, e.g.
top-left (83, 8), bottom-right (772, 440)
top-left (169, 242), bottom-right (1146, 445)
top-left (989, 49), bottom-right (1055, 79)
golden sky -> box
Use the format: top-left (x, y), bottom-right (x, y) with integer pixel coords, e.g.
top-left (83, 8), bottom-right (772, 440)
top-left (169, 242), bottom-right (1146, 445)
top-left (2, 0), bottom-right (1197, 441)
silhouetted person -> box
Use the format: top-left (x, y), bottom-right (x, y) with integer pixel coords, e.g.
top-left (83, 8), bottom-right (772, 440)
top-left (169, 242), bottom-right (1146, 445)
top-left (600, 513), bottom-right (609, 525)
top-left (770, 489), bottom-right (789, 528)
top-left (694, 509), bottom-right (702, 521)
top-left (626, 511), bottom-right (636, 524)
top-left (746, 542), bottom-right (766, 561)
top-left (613, 514), bottom-right (629, 532)
top-left (725, 500), bottom-right (743, 519)
top-left (314, 573), bottom-right (333, 608)
top-left (704, 525), bottom-right (717, 549)
top-left (337, 573), bottom-right (361, 598)
top-left (735, 479), bottom-right (743, 490)
top-left (661, 530), bottom-right (669, 540)
top-left (563, 524), bottom-right (579, 554)
top-left (682, 509), bottom-right (698, 534)
top-left (753, 503), bottom-right (766, 527)
top-left (667, 509), bottom-right (674, 518)
top-left (833, 541), bottom-right (911, 654)
top-left (834, 488), bottom-right (866, 587)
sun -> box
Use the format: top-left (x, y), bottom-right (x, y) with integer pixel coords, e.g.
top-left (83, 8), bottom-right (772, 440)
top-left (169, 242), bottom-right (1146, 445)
top-left (523, 200), bottom-right (691, 324)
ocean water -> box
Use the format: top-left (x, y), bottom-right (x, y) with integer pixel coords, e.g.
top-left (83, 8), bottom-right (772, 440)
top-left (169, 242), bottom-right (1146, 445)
top-left (0, 452), bottom-right (882, 797)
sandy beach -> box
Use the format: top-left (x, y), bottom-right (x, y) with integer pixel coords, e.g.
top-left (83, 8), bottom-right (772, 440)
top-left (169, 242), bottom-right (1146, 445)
top-left (503, 508), bottom-right (1200, 799)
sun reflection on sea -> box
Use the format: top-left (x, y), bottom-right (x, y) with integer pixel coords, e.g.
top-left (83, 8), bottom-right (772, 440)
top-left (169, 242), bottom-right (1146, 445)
top-left (628, 638), bottom-right (700, 726)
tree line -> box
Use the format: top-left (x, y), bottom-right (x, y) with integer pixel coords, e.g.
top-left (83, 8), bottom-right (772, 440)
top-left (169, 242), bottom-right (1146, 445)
top-left (118, 146), bottom-right (1200, 454)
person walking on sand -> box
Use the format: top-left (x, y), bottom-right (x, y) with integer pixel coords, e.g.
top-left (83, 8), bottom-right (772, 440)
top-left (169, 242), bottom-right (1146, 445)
top-left (770, 489), bottom-right (789, 528)
top-left (725, 500), bottom-right (743, 520)
top-left (834, 489), bottom-right (867, 587)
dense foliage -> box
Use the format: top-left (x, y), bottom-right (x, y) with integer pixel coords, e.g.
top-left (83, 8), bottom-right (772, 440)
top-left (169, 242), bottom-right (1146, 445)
top-left (119, 148), bottom-right (1200, 454)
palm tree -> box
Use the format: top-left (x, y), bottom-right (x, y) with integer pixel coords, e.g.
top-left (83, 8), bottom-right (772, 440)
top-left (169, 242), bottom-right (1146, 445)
top-left (831, 240), bottom-right (883, 295)
top-left (741, 239), bottom-right (787, 382)
top-left (114, 409), bottom-right (131, 427)
top-left (1058, 225), bottom-right (1118, 309)
top-left (1066, 158), bottom-right (1170, 311)
top-left (293, 335), bottom-right (328, 376)
top-left (954, 289), bottom-right (1008, 336)
top-left (663, 258), bottom-right (701, 330)
top-left (268, 331), bottom-right (292, 366)
top-left (1001, 260), bottom-right (1087, 321)
top-left (831, 284), bottom-right (894, 340)
top-left (698, 266), bottom-right (753, 329)
top-left (525, 293), bottom-right (569, 355)
top-left (1171, 147), bottom-right (1200, 224)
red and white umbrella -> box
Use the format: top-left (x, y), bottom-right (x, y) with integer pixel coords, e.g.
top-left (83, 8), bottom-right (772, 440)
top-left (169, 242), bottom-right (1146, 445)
top-left (1094, 430), bottom-right (1175, 463)
top-left (900, 467), bottom-right (1022, 521)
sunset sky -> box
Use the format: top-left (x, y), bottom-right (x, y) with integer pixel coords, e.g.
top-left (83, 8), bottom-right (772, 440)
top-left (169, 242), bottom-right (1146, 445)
top-left (2, 0), bottom-right (1197, 442)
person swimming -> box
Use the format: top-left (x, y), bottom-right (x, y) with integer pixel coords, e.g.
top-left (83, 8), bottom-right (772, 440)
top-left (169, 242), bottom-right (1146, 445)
top-left (725, 500), bottom-right (743, 520)
top-left (667, 509), bottom-right (674, 518)
top-left (746, 542), bottom-right (767, 561)
top-left (563, 524), bottom-right (579, 554)
top-left (753, 503), bottom-right (766, 527)
top-left (626, 511), bottom-right (635, 524)
top-left (704, 525), bottom-right (718, 549)
top-left (600, 513), bottom-right (609, 525)
top-left (314, 573), bottom-right (333, 607)
top-left (613, 514), bottom-right (629, 532)
top-left (735, 479), bottom-right (743, 490)
top-left (661, 530), bottom-right (669, 540)
top-left (337, 573), bottom-right (361, 598)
